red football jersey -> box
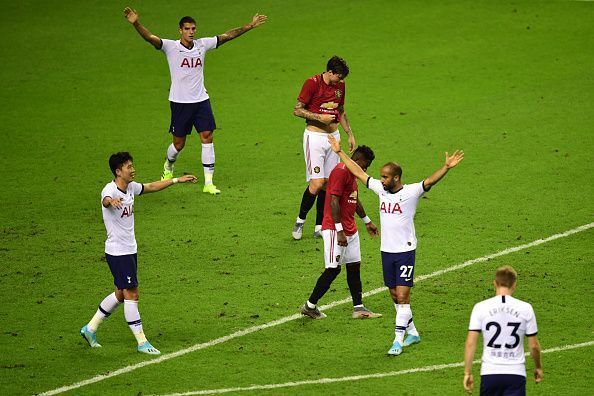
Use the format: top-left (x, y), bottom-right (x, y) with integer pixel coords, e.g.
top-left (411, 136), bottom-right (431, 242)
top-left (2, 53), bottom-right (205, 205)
top-left (322, 163), bottom-right (358, 236)
top-left (297, 74), bottom-right (346, 122)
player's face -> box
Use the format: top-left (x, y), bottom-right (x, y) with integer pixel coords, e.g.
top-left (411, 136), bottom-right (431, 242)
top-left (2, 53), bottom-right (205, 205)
top-left (327, 71), bottom-right (344, 85)
top-left (354, 157), bottom-right (370, 172)
top-left (179, 23), bottom-right (196, 42)
top-left (380, 166), bottom-right (398, 191)
top-left (116, 160), bottom-right (136, 182)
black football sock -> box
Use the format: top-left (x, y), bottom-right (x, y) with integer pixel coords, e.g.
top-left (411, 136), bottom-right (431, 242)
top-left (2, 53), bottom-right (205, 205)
top-left (346, 262), bottom-right (363, 306)
top-left (315, 190), bottom-right (326, 226)
top-left (308, 267), bottom-right (341, 305)
top-left (298, 187), bottom-right (317, 221)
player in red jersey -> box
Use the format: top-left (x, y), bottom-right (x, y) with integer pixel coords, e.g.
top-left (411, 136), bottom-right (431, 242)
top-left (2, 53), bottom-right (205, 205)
top-left (291, 56), bottom-right (357, 240)
top-left (300, 146), bottom-right (382, 319)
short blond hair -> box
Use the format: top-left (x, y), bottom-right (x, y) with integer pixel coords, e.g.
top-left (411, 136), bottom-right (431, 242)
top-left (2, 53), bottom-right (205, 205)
top-left (495, 266), bottom-right (517, 288)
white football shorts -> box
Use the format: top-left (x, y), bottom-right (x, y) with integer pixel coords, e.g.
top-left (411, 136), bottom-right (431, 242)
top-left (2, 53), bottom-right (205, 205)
top-left (303, 129), bottom-right (340, 181)
top-left (322, 229), bottom-right (361, 269)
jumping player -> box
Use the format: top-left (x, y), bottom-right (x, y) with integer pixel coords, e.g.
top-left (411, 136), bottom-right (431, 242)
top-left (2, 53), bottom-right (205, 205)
top-left (300, 145), bottom-right (381, 319)
top-left (124, 7), bottom-right (267, 194)
top-left (328, 134), bottom-right (463, 354)
top-left (80, 152), bottom-right (196, 355)
top-left (292, 56), bottom-right (357, 239)
top-left (464, 266), bottom-right (543, 394)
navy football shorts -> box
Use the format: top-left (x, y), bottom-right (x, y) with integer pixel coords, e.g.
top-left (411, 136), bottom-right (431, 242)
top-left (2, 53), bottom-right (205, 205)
top-left (381, 250), bottom-right (416, 288)
top-left (106, 253), bottom-right (138, 289)
top-left (169, 99), bottom-right (217, 136)
top-left (480, 374), bottom-right (526, 396)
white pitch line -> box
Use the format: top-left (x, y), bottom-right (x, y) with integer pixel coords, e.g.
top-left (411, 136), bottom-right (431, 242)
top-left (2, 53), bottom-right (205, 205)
top-left (157, 341), bottom-right (594, 396)
top-left (39, 222), bottom-right (594, 396)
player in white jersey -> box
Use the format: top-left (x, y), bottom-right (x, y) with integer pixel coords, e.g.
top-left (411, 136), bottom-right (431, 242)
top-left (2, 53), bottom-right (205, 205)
top-left (328, 134), bottom-right (463, 355)
top-left (124, 7), bottom-right (267, 194)
top-left (80, 152), bottom-right (196, 355)
top-left (464, 266), bottom-right (543, 395)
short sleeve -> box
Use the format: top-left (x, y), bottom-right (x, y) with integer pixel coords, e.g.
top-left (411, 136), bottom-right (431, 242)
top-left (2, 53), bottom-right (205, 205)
top-left (327, 167), bottom-right (348, 197)
top-left (297, 78), bottom-right (317, 105)
top-left (101, 184), bottom-right (114, 201)
top-left (525, 304), bottom-right (538, 336)
top-left (366, 177), bottom-right (384, 196)
top-left (412, 181), bottom-right (427, 198)
top-left (339, 84), bottom-right (346, 107)
top-left (202, 36), bottom-right (218, 51)
top-left (130, 182), bottom-right (144, 196)
top-left (468, 303), bottom-right (482, 331)
top-left (160, 39), bottom-right (175, 54)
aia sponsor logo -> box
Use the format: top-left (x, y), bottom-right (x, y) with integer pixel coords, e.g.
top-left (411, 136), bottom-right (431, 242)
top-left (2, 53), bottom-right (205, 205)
top-left (121, 205), bottom-right (134, 218)
top-left (380, 202), bottom-right (402, 214)
top-left (180, 57), bottom-right (202, 68)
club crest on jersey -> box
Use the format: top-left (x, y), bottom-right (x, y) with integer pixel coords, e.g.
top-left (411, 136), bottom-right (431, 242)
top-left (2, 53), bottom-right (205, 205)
top-left (180, 57), bottom-right (202, 68)
top-left (335, 255), bottom-right (341, 263)
top-left (335, 90), bottom-right (342, 99)
top-left (314, 166), bottom-right (321, 174)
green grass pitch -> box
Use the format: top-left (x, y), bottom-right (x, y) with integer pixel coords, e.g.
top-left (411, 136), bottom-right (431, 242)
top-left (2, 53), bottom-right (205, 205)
top-left (0, 0), bottom-right (593, 395)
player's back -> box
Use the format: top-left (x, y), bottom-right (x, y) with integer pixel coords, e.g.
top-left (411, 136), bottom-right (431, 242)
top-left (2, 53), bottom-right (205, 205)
top-left (469, 295), bottom-right (538, 377)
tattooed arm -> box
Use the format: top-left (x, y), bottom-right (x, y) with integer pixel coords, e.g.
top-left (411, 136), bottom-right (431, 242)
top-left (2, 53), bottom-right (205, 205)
top-left (294, 101), bottom-right (335, 124)
top-left (217, 13), bottom-right (267, 46)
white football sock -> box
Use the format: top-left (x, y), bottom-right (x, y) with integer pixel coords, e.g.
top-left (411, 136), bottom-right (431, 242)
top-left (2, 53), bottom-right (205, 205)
top-left (87, 292), bottom-right (121, 333)
top-left (202, 143), bottom-right (215, 184)
top-left (407, 315), bottom-right (419, 337)
top-left (394, 303), bottom-right (412, 344)
top-left (124, 299), bottom-right (147, 345)
top-left (166, 144), bottom-right (179, 170)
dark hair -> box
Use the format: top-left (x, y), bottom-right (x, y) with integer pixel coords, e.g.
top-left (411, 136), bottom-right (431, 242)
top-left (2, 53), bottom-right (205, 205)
top-left (326, 56), bottom-right (349, 78)
top-left (383, 162), bottom-right (403, 178)
top-left (352, 145), bottom-right (375, 164)
top-left (109, 152), bottom-right (133, 176)
top-left (179, 16), bottom-right (196, 28)
top-left (495, 266), bottom-right (517, 288)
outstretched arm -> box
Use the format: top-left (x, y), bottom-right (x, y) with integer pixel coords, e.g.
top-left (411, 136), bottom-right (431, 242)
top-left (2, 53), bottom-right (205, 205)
top-left (424, 150), bottom-right (464, 188)
top-left (143, 174), bottom-right (197, 194)
top-left (327, 134), bottom-right (369, 183)
top-left (124, 7), bottom-right (162, 49)
top-left (217, 13), bottom-right (267, 46)
top-left (463, 331), bottom-right (479, 393)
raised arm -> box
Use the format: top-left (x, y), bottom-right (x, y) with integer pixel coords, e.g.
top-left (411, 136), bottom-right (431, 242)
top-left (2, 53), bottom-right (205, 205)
top-left (528, 335), bottom-right (543, 383)
top-left (463, 330), bottom-right (479, 393)
top-left (124, 7), bottom-right (162, 49)
top-left (338, 106), bottom-right (356, 153)
top-left (327, 134), bottom-right (369, 183)
top-left (143, 174), bottom-right (197, 194)
top-left (217, 13), bottom-right (267, 46)
top-left (424, 150), bottom-right (464, 188)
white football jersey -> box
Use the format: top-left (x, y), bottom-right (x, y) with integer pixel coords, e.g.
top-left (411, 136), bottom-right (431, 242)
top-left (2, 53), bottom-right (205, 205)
top-left (469, 295), bottom-right (538, 376)
top-left (161, 37), bottom-right (218, 103)
top-left (101, 181), bottom-right (144, 256)
top-left (366, 178), bottom-right (427, 253)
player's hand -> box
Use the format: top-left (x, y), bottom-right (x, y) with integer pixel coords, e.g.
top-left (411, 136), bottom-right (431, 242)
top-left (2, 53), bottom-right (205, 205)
top-left (318, 113), bottom-right (336, 124)
top-left (124, 7), bottom-right (139, 24)
top-left (347, 134), bottom-right (356, 153)
top-left (109, 197), bottom-right (124, 209)
top-left (178, 175), bottom-right (198, 183)
top-left (365, 222), bottom-right (379, 238)
top-left (328, 134), bottom-right (341, 153)
top-left (337, 230), bottom-right (348, 246)
top-left (445, 150), bottom-right (464, 169)
top-left (249, 13), bottom-right (268, 28)
top-left (534, 368), bottom-right (543, 383)
top-left (463, 373), bottom-right (474, 393)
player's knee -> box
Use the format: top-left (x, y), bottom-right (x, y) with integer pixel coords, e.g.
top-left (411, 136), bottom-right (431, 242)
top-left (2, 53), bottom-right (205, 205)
top-left (308, 179), bottom-right (326, 194)
top-left (123, 288), bottom-right (139, 301)
top-left (174, 141), bottom-right (186, 151)
top-left (346, 262), bottom-right (361, 272)
top-left (200, 131), bottom-right (213, 143)
top-left (324, 266), bottom-right (341, 280)
top-left (396, 292), bottom-right (410, 304)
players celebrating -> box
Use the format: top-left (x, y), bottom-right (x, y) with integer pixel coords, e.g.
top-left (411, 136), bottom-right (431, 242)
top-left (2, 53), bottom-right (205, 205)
top-left (292, 56), bottom-right (357, 240)
top-left (328, 134), bottom-right (464, 355)
top-left (124, 7), bottom-right (267, 194)
top-left (463, 266), bottom-right (543, 394)
top-left (80, 152), bottom-right (196, 355)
